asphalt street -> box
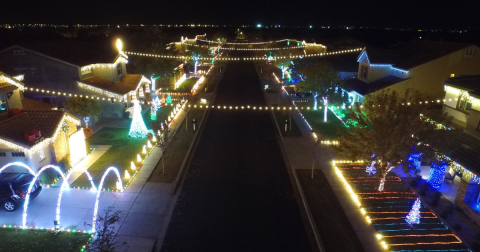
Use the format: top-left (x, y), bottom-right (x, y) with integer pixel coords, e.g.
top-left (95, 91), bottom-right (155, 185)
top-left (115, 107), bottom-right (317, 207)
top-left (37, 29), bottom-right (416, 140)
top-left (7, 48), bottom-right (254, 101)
top-left (161, 56), bottom-right (311, 252)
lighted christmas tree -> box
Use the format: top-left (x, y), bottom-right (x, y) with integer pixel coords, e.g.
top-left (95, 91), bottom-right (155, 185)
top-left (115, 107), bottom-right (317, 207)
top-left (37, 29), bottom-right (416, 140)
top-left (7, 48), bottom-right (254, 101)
top-left (406, 198), bottom-right (422, 227)
top-left (407, 151), bottom-right (422, 174)
top-left (151, 103), bottom-right (157, 121)
top-left (166, 94), bottom-right (172, 104)
top-left (129, 100), bottom-right (149, 138)
top-left (154, 96), bottom-right (161, 108)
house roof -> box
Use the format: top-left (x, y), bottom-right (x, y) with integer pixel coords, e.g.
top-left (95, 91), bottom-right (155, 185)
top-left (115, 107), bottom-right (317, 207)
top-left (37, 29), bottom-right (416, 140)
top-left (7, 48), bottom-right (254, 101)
top-left (0, 110), bottom-right (67, 149)
top-left (343, 75), bottom-right (407, 95)
top-left (79, 74), bottom-right (143, 95)
top-left (0, 82), bottom-right (18, 92)
top-left (1, 41), bottom-right (118, 67)
top-left (329, 55), bottom-right (359, 72)
top-left (441, 130), bottom-right (480, 176)
top-left (21, 98), bottom-right (57, 111)
top-left (444, 75), bottom-right (480, 98)
top-left (365, 40), bottom-right (473, 70)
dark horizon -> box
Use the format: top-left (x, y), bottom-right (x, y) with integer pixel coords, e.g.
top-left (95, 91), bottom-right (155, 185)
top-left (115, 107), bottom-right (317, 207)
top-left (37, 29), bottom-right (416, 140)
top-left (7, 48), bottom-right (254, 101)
top-left (1, 0), bottom-right (479, 30)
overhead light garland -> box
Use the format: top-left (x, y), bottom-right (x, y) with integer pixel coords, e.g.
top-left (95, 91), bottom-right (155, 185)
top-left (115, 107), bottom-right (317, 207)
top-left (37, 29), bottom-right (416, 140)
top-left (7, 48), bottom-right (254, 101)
top-left (0, 72), bottom-right (25, 91)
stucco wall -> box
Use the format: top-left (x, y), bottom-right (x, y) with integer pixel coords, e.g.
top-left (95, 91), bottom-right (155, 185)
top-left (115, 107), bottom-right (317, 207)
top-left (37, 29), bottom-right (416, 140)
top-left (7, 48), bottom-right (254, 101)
top-left (52, 117), bottom-right (78, 163)
top-left (90, 61), bottom-right (126, 83)
top-left (0, 143), bottom-right (52, 172)
top-left (6, 90), bottom-right (23, 111)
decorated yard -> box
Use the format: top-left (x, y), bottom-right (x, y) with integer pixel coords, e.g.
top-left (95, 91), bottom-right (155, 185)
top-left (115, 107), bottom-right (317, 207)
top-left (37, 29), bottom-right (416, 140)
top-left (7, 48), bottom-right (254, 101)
top-left (0, 228), bottom-right (90, 252)
top-left (334, 162), bottom-right (471, 252)
top-left (293, 100), bottom-right (347, 139)
top-left (70, 103), bottom-right (176, 189)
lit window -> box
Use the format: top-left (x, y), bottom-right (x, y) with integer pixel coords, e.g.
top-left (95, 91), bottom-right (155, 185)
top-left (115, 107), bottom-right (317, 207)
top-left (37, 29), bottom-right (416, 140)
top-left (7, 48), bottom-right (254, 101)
top-left (0, 93), bottom-right (7, 115)
top-left (458, 97), bottom-right (472, 112)
top-left (13, 50), bottom-right (25, 55)
top-left (450, 74), bottom-right (455, 78)
top-left (465, 48), bottom-right (475, 56)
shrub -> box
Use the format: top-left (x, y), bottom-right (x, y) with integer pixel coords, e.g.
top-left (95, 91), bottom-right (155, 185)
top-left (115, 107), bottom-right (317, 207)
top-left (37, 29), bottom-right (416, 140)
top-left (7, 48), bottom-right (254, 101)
top-left (57, 156), bottom-right (72, 174)
top-left (440, 210), bottom-right (448, 218)
top-left (39, 169), bottom-right (58, 184)
top-left (445, 204), bottom-right (455, 214)
top-left (419, 187), bottom-right (427, 196)
top-left (409, 179), bottom-right (418, 187)
top-left (453, 224), bottom-right (462, 231)
top-left (431, 191), bottom-right (442, 206)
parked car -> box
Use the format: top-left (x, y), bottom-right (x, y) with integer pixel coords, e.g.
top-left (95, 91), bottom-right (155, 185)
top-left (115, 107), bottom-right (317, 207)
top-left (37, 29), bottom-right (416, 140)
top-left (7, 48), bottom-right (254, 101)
top-left (0, 173), bottom-right (42, 211)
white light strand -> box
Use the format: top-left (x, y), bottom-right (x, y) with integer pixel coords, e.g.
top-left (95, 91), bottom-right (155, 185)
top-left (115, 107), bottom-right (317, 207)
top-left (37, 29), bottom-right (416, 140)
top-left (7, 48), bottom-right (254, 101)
top-left (0, 73), bottom-right (25, 91)
top-left (77, 81), bottom-right (124, 100)
top-left (80, 56), bottom-right (128, 72)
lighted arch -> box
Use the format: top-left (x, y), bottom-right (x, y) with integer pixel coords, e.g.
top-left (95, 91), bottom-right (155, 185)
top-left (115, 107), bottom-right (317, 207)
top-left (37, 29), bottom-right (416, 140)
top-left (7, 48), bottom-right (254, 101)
top-left (91, 166), bottom-right (122, 233)
top-left (0, 162), bottom-right (35, 176)
top-left (55, 166), bottom-right (97, 230)
top-left (22, 165), bottom-right (68, 228)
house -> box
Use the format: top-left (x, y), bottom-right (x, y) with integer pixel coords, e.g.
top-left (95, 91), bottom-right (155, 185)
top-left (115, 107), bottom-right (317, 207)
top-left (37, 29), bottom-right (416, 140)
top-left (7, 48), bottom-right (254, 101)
top-left (344, 40), bottom-right (480, 100)
top-left (0, 39), bottom-right (151, 126)
top-left (0, 69), bottom-right (83, 172)
top-left (443, 75), bottom-right (480, 137)
top-left (0, 110), bottom-right (84, 172)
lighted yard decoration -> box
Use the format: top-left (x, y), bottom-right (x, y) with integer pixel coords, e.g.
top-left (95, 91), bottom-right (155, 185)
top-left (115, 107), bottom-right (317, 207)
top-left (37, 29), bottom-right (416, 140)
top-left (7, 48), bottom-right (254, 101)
top-left (406, 198), bottom-right (422, 226)
top-left (166, 94), bottom-right (172, 104)
top-left (151, 102), bottom-right (158, 121)
top-left (129, 100), bottom-right (149, 138)
top-left (336, 89), bottom-right (452, 191)
top-left (428, 160), bottom-right (448, 188)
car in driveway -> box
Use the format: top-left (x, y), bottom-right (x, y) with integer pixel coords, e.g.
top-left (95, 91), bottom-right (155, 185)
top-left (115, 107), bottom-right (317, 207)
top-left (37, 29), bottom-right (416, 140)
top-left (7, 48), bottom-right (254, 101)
top-left (0, 173), bottom-right (42, 211)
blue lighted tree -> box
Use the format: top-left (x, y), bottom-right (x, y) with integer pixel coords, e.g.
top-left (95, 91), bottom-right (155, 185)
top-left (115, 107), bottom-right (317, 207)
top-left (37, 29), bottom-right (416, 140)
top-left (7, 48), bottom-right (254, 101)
top-left (428, 160), bottom-right (448, 188)
top-left (129, 100), bottom-right (149, 138)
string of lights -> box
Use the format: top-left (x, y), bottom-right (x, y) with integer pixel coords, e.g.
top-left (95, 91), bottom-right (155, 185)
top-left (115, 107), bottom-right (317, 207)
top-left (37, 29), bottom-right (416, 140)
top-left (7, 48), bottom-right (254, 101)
top-left (125, 48), bottom-right (363, 61)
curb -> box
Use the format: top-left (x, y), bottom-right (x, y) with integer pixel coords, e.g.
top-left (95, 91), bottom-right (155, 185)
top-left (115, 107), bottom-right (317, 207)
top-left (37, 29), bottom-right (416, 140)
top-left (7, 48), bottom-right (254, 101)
top-left (171, 63), bottom-right (226, 196)
top-left (256, 64), bottom-right (325, 252)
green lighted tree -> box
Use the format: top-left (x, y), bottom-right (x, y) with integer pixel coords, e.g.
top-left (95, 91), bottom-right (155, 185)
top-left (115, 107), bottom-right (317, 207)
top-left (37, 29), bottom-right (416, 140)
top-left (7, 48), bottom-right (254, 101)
top-left (335, 89), bottom-right (452, 191)
top-left (65, 97), bottom-right (101, 128)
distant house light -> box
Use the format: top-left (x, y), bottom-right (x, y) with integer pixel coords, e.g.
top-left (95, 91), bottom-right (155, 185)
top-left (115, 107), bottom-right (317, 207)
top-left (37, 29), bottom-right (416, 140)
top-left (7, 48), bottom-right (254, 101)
top-left (257, 24), bottom-right (262, 28)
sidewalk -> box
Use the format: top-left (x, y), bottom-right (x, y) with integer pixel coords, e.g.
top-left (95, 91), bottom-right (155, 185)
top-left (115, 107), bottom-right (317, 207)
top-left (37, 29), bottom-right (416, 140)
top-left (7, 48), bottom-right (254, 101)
top-left (270, 83), bottom-right (384, 252)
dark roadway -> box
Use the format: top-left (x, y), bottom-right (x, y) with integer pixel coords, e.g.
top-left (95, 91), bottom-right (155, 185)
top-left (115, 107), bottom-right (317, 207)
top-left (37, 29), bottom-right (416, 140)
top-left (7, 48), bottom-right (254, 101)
top-left (161, 57), bottom-right (312, 252)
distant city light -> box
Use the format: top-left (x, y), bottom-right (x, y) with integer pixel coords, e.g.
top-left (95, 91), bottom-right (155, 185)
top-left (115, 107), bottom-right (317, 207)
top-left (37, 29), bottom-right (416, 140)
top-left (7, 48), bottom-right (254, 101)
top-left (309, 25), bottom-right (312, 29)
top-left (257, 24), bottom-right (262, 28)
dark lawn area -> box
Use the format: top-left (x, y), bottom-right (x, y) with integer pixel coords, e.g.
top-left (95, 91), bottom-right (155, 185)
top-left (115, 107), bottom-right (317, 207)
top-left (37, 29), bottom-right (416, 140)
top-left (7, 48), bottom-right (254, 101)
top-left (71, 105), bottom-right (174, 189)
top-left (0, 228), bottom-right (90, 252)
top-left (297, 169), bottom-right (365, 252)
top-left (284, 86), bottom-right (296, 95)
top-left (301, 107), bottom-right (346, 139)
top-left (273, 109), bottom-right (303, 137)
top-left (148, 108), bottom-right (205, 183)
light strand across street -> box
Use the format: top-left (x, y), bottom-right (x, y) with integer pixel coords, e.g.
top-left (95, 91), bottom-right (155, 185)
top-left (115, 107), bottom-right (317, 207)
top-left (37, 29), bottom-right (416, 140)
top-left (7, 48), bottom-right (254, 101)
top-left (125, 48), bottom-right (363, 61)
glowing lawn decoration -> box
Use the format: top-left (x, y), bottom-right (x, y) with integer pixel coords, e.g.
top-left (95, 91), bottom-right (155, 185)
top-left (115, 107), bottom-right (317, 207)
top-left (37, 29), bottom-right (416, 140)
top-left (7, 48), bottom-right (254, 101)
top-left (23, 165), bottom-right (68, 228)
top-left (56, 167), bottom-right (97, 229)
top-left (131, 161), bottom-right (136, 170)
top-left (166, 94), bottom-right (172, 104)
top-left (91, 166), bottom-right (122, 233)
top-left (0, 162), bottom-right (35, 175)
top-left (151, 103), bottom-right (157, 121)
top-left (366, 161), bottom-right (377, 175)
top-left (129, 100), bottom-right (149, 138)
top-left (406, 198), bottom-right (422, 226)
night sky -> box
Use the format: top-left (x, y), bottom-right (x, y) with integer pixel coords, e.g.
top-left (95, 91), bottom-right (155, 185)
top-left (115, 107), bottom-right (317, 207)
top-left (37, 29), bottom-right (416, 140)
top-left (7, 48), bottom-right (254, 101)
top-left (0, 0), bottom-right (478, 29)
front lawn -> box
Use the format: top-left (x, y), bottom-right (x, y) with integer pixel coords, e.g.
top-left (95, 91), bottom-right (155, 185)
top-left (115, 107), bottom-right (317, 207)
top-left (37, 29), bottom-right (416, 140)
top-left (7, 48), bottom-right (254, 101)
top-left (174, 77), bottom-right (199, 93)
top-left (71, 104), bottom-right (175, 189)
top-left (301, 108), bottom-right (346, 139)
top-left (0, 228), bottom-right (90, 252)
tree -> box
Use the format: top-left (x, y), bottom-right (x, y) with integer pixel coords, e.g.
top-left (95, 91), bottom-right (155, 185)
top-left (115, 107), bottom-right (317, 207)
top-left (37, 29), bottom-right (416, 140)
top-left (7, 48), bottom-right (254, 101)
top-left (296, 59), bottom-right (347, 121)
top-left (86, 206), bottom-right (126, 252)
top-left (65, 97), bottom-right (101, 128)
top-left (132, 27), bottom-right (179, 77)
top-left (188, 47), bottom-right (208, 74)
top-left (156, 123), bottom-right (175, 175)
top-left (180, 95), bottom-right (198, 131)
top-left (336, 89), bottom-right (451, 191)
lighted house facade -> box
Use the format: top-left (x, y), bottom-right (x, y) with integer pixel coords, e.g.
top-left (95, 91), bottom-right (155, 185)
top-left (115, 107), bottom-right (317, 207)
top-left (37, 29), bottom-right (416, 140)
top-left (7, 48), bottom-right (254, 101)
top-left (0, 70), bottom-right (25, 120)
top-left (0, 40), bottom-right (151, 126)
top-left (344, 41), bottom-right (480, 99)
